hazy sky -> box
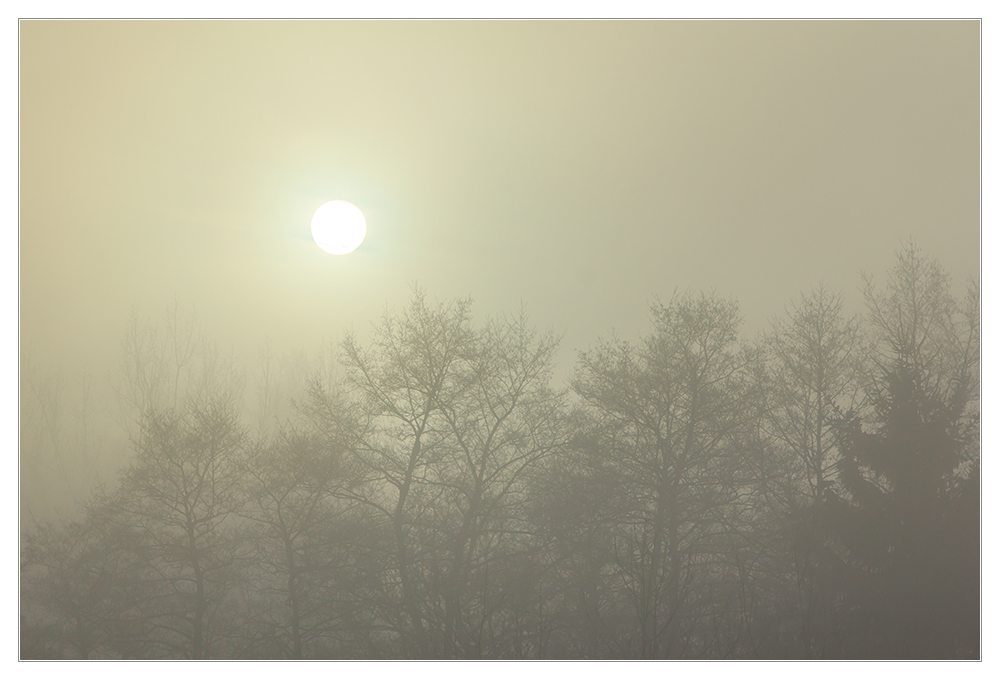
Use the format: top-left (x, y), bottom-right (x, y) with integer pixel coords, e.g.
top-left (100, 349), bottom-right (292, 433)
top-left (20, 20), bottom-right (980, 383)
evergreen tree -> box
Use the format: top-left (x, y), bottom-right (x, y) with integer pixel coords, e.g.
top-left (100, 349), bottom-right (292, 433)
top-left (801, 359), bottom-right (978, 658)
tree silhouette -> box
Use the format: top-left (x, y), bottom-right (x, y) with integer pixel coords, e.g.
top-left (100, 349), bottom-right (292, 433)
top-left (571, 291), bottom-right (752, 658)
top-left (21, 516), bottom-right (120, 659)
top-left (20, 243), bottom-right (978, 660)
top-left (99, 398), bottom-right (252, 658)
top-left (329, 291), bottom-right (565, 657)
top-left (242, 422), bottom-right (372, 658)
top-left (802, 359), bottom-right (978, 658)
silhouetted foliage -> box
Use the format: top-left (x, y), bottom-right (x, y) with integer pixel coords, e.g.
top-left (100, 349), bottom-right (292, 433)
top-left (798, 360), bottom-right (978, 658)
top-left (569, 292), bottom-right (756, 658)
top-left (97, 399), bottom-right (252, 658)
top-left (20, 246), bottom-right (979, 659)
top-left (794, 244), bottom-right (979, 659)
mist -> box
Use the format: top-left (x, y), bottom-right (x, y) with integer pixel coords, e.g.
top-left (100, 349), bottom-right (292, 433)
top-left (20, 20), bottom-right (979, 660)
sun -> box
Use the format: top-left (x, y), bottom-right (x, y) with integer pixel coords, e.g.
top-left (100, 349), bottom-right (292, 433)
top-left (311, 200), bottom-right (367, 255)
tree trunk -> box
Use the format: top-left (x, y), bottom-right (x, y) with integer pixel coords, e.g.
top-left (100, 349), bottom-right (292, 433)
top-left (394, 436), bottom-right (430, 657)
top-left (284, 535), bottom-right (303, 659)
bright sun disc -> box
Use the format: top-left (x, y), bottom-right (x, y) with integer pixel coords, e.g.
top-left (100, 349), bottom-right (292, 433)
top-left (311, 200), bottom-right (367, 255)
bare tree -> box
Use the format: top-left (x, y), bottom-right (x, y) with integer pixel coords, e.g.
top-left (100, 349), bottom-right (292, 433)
top-left (317, 290), bottom-right (565, 658)
top-left (21, 514), bottom-right (122, 659)
top-left (572, 291), bottom-right (751, 658)
top-left (767, 284), bottom-right (865, 501)
top-left (21, 357), bottom-right (71, 518)
top-left (21, 355), bottom-right (108, 521)
top-left (242, 421), bottom-right (370, 658)
top-left (334, 291), bottom-right (475, 656)
top-left (165, 299), bottom-right (201, 410)
top-left (100, 397), bottom-right (251, 659)
top-left (431, 309), bottom-right (565, 657)
top-left (110, 309), bottom-right (169, 435)
top-left (111, 303), bottom-right (244, 437)
top-left (761, 285), bottom-right (867, 656)
top-left (862, 240), bottom-right (960, 392)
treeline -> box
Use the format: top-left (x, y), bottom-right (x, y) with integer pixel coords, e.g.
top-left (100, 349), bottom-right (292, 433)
top-left (20, 243), bottom-right (979, 659)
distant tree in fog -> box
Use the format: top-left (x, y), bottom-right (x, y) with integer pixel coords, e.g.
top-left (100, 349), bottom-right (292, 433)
top-left (110, 303), bottom-right (245, 438)
top-left (97, 397), bottom-right (252, 659)
top-left (110, 310), bottom-right (169, 433)
top-left (21, 516), bottom-right (120, 659)
top-left (21, 357), bottom-right (107, 520)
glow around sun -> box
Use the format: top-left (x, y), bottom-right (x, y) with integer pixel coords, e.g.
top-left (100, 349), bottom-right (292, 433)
top-left (311, 200), bottom-right (367, 255)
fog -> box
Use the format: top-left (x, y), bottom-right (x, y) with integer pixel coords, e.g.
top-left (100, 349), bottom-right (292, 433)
top-left (20, 20), bottom-right (979, 660)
